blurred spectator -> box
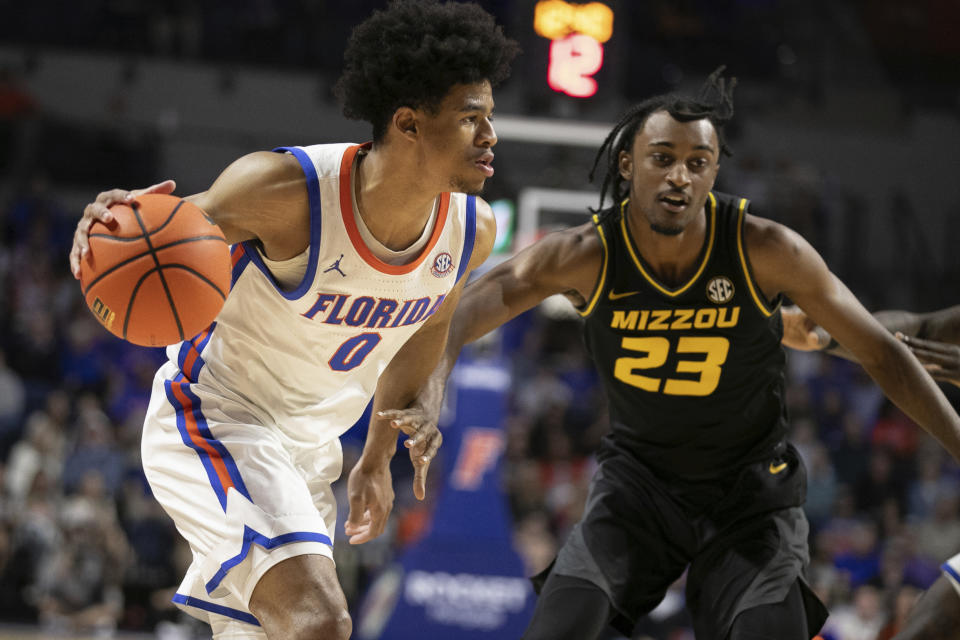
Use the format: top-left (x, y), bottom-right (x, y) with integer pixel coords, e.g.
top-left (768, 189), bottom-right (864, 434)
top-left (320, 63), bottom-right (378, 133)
top-left (60, 394), bottom-right (126, 497)
top-left (853, 448), bottom-right (906, 524)
top-left (871, 401), bottom-right (919, 460)
top-left (804, 442), bottom-right (838, 531)
top-left (59, 314), bottom-right (110, 396)
top-left (6, 310), bottom-right (62, 412)
top-left (875, 584), bottom-right (921, 640)
top-left (833, 520), bottom-right (881, 589)
top-left (4, 409), bottom-right (64, 508)
top-left (821, 583), bottom-right (887, 640)
top-left (34, 497), bottom-right (128, 636)
top-left (117, 474), bottom-right (177, 631)
top-left (3, 467), bottom-right (61, 624)
top-left (513, 365), bottom-right (571, 422)
top-left (790, 416), bottom-right (819, 468)
top-left (512, 511), bottom-right (557, 577)
top-left (0, 349), bottom-right (26, 457)
top-left (907, 450), bottom-right (957, 521)
top-left (830, 412), bottom-right (870, 488)
top-left (913, 489), bottom-right (960, 565)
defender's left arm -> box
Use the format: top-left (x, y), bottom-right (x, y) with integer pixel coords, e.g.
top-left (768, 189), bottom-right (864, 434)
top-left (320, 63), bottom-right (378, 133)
top-left (782, 304), bottom-right (960, 387)
top-left (344, 198), bottom-right (497, 544)
top-left (746, 214), bottom-right (960, 461)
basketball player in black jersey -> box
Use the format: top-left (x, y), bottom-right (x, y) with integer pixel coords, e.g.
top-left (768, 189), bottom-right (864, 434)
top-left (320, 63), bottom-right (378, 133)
top-left (783, 304), bottom-right (960, 639)
top-left (390, 70), bottom-right (960, 639)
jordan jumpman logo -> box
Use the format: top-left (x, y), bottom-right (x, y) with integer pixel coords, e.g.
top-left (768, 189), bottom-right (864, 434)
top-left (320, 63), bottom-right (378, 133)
top-left (324, 254), bottom-right (346, 277)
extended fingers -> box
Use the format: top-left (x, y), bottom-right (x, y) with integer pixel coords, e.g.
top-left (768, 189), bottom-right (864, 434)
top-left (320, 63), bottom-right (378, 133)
top-left (345, 497), bottom-right (392, 544)
top-left (71, 200), bottom-right (116, 278)
top-left (410, 432), bottom-right (441, 501)
top-left (345, 509), bottom-right (373, 544)
top-left (353, 501), bottom-right (389, 544)
top-left (902, 334), bottom-right (956, 354)
top-left (412, 456), bottom-right (431, 501)
top-left (924, 364), bottom-right (960, 384)
top-left (378, 409), bottom-right (432, 440)
top-left (408, 428), bottom-right (442, 458)
top-left (131, 179), bottom-right (177, 198)
top-left (908, 345), bottom-right (959, 367)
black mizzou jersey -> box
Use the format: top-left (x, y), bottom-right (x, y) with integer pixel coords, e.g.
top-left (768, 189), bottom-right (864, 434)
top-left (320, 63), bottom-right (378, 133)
top-left (580, 192), bottom-right (787, 481)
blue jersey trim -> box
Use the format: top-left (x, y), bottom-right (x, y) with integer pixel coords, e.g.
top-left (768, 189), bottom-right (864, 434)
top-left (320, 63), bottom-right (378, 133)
top-left (205, 526), bottom-right (333, 595)
top-left (163, 378), bottom-right (251, 510)
top-left (943, 561), bottom-right (960, 585)
top-left (176, 322), bottom-right (216, 383)
top-left (172, 593), bottom-right (261, 626)
top-left (239, 146), bottom-right (323, 300)
top-left (230, 244), bottom-right (252, 289)
top-left (455, 195), bottom-right (477, 285)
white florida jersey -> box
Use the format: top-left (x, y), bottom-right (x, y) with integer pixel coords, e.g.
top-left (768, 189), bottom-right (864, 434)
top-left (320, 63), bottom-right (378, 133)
top-left (162, 142), bottom-right (478, 446)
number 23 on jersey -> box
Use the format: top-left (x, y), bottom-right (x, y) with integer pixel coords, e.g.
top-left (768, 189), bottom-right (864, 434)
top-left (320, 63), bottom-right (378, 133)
top-left (613, 336), bottom-right (730, 396)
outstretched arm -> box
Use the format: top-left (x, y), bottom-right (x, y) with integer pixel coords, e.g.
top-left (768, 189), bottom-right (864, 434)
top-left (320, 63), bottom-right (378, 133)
top-left (781, 304), bottom-right (960, 386)
top-left (747, 215), bottom-right (960, 461)
top-left (414, 223), bottom-right (604, 422)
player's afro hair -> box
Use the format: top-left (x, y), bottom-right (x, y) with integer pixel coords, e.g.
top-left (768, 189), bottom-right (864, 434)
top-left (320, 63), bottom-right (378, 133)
top-left (334, 0), bottom-right (520, 142)
top-left (590, 67), bottom-right (737, 212)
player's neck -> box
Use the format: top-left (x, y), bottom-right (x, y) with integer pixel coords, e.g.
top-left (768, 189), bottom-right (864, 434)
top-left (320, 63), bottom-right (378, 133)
top-left (353, 147), bottom-right (439, 251)
top-left (628, 205), bottom-right (708, 287)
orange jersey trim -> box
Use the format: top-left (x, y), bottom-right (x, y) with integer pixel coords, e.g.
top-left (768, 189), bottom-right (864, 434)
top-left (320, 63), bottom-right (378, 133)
top-left (338, 144), bottom-right (451, 275)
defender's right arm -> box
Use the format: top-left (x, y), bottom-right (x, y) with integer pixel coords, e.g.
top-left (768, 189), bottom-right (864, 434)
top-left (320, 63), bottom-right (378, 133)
top-left (408, 223), bottom-right (603, 425)
top-left (69, 151), bottom-right (309, 278)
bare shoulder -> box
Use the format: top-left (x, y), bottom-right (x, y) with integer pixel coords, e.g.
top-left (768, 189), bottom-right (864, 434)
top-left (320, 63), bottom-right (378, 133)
top-left (742, 212), bottom-right (826, 298)
top-left (742, 214), bottom-right (803, 256)
top-left (204, 151), bottom-right (306, 204)
top-left (193, 151), bottom-right (310, 255)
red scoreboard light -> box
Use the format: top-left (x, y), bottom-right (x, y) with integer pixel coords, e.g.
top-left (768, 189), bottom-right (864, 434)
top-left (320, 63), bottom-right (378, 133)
top-left (534, 0), bottom-right (613, 98)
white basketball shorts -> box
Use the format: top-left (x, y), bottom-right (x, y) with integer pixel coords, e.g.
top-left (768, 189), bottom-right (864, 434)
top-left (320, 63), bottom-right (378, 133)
top-left (142, 362), bottom-right (342, 631)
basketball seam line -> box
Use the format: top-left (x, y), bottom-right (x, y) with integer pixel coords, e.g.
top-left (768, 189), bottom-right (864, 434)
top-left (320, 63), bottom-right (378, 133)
top-left (159, 265), bottom-right (227, 301)
top-left (82, 235), bottom-right (228, 296)
top-left (126, 201), bottom-right (185, 342)
top-left (87, 199), bottom-right (189, 241)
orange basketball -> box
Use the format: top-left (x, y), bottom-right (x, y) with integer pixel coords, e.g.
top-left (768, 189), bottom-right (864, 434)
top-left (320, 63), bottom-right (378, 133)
top-left (79, 193), bottom-right (231, 347)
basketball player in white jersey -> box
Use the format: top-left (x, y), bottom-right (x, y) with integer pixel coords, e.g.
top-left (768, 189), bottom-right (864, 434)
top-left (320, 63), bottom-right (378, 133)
top-left (783, 304), bottom-right (960, 638)
top-left (67, 2), bottom-right (519, 638)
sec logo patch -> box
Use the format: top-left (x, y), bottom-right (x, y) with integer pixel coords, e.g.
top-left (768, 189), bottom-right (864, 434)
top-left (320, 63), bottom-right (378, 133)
top-left (431, 252), bottom-right (454, 278)
top-left (706, 276), bottom-right (735, 304)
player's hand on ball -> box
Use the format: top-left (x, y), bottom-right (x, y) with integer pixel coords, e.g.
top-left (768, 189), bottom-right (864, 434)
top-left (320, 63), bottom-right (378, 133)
top-left (70, 180), bottom-right (177, 278)
top-left (345, 462), bottom-right (394, 545)
top-left (378, 408), bottom-right (443, 501)
top-left (899, 333), bottom-right (960, 388)
top-left (780, 305), bottom-right (830, 351)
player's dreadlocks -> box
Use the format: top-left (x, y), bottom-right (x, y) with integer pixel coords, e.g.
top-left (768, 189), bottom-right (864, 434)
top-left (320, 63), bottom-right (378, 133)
top-left (589, 67), bottom-right (737, 212)
top-left (335, 0), bottom-right (520, 143)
